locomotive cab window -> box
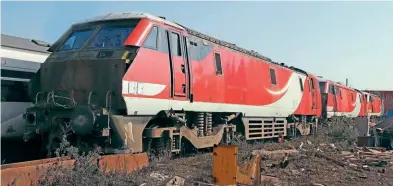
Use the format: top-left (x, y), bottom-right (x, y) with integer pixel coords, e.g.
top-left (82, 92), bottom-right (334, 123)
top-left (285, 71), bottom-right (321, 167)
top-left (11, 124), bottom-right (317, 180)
top-left (171, 32), bottom-right (182, 56)
top-left (142, 26), bottom-right (158, 50)
top-left (329, 84), bottom-right (335, 94)
top-left (214, 52), bottom-right (223, 75)
top-left (310, 78), bottom-right (315, 89)
top-left (269, 68), bottom-right (277, 85)
top-left (319, 82), bottom-right (326, 94)
top-left (359, 95), bottom-right (362, 103)
top-left (339, 90), bottom-right (342, 100)
top-left (299, 77), bottom-right (304, 92)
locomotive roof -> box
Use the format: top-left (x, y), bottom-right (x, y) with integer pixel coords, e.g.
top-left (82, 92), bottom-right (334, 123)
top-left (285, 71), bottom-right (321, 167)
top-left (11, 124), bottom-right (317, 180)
top-left (73, 12), bottom-right (185, 30)
top-left (74, 12), bottom-right (310, 75)
top-left (318, 78), bottom-right (359, 91)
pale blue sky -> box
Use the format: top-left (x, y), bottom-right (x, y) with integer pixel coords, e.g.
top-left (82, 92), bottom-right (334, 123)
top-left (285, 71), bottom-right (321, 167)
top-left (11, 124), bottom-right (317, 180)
top-left (1, 1), bottom-right (393, 90)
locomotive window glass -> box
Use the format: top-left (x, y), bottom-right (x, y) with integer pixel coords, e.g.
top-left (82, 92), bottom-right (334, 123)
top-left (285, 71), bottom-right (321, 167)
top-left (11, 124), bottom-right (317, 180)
top-left (329, 85), bottom-right (334, 94)
top-left (299, 78), bottom-right (304, 92)
top-left (158, 28), bottom-right (169, 53)
top-left (269, 68), bottom-right (277, 85)
top-left (351, 93), bottom-right (354, 101)
top-left (170, 32), bottom-right (182, 56)
top-left (88, 25), bottom-right (134, 49)
top-left (214, 52), bottom-right (223, 75)
top-left (60, 29), bottom-right (93, 51)
top-left (1, 80), bottom-right (30, 102)
top-left (142, 26), bottom-right (158, 50)
top-left (310, 78), bottom-right (315, 89)
top-left (339, 90), bottom-right (342, 99)
top-left (359, 95), bottom-right (362, 103)
top-left (319, 82), bottom-right (326, 94)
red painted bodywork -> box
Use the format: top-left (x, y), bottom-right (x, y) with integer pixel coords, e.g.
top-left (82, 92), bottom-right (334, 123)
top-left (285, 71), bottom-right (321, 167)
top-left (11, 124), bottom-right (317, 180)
top-left (366, 91), bottom-right (393, 115)
top-left (321, 80), bottom-right (360, 117)
top-left (293, 75), bottom-right (322, 116)
top-left (358, 93), bottom-right (368, 117)
top-left (363, 92), bottom-right (383, 116)
top-left (120, 17), bottom-right (382, 119)
top-left (122, 18), bottom-right (322, 117)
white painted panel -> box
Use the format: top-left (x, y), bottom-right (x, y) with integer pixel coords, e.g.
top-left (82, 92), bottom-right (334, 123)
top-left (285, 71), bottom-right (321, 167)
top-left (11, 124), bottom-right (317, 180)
top-left (0, 47), bottom-right (49, 63)
top-left (123, 73), bottom-right (305, 117)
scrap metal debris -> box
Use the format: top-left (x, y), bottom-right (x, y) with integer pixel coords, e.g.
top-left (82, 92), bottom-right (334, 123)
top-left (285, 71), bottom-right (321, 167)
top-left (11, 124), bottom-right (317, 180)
top-left (166, 176), bottom-right (185, 186)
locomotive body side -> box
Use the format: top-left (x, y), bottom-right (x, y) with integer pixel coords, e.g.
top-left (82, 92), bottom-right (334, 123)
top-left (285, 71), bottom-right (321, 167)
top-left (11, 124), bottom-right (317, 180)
top-left (362, 92), bottom-right (383, 117)
top-left (292, 73), bottom-right (322, 118)
top-left (123, 17), bottom-right (321, 141)
top-left (319, 79), bottom-right (362, 118)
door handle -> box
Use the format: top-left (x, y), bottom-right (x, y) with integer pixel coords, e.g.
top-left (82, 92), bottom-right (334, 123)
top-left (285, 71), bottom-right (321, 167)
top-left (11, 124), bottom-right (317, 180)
top-left (181, 64), bottom-right (185, 74)
top-left (182, 84), bottom-right (186, 93)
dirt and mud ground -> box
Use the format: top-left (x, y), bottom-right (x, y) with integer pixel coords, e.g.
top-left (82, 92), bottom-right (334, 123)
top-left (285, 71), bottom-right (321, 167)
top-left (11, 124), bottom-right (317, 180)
top-left (31, 121), bottom-right (393, 186)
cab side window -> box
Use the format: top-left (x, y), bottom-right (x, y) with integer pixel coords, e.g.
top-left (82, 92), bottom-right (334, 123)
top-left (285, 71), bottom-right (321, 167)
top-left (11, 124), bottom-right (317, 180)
top-left (170, 32), bottom-right (182, 56)
top-left (143, 26), bottom-right (158, 50)
top-left (299, 77), bottom-right (304, 92)
top-left (269, 68), bottom-right (277, 85)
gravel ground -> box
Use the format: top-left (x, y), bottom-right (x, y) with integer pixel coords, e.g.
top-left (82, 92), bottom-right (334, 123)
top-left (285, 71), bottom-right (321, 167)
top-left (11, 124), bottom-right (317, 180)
top-left (35, 119), bottom-right (393, 186)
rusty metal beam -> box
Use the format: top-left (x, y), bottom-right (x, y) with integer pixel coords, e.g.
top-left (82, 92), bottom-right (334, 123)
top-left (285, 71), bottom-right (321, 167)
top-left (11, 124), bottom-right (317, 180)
top-left (1, 159), bottom-right (75, 186)
top-left (98, 153), bottom-right (149, 174)
top-left (1, 153), bottom-right (149, 186)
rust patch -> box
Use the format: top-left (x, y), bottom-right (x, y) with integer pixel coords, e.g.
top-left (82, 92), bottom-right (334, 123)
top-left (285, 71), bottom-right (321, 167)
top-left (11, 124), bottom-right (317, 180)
top-left (1, 157), bottom-right (70, 170)
top-left (1, 159), bottom-right (75, 186)
top-left (99, 153), bottom-right (149, 174)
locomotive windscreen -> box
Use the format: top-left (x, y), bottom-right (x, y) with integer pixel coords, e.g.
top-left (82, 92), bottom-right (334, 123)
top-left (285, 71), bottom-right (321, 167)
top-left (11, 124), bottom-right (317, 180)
top-left (59, 25), bottom-right (135, 51)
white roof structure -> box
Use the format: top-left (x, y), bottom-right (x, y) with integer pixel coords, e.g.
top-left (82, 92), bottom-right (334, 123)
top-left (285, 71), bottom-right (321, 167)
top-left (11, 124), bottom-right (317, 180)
top-left (73, 12), bottom-right (185, 30)
top-left (1, 34), bottom-right (51, 79)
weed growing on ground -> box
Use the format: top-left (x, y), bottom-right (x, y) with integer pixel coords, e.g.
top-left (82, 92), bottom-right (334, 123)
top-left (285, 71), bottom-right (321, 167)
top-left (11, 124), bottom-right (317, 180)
top-left (325, 117), bottom-right (358, 149)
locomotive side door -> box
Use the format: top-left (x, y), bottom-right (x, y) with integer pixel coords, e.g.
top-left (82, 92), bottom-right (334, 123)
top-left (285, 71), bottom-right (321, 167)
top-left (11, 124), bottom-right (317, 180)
top-left (166, 30), bottom-right (189, 99)
top-left (335, 86), bottom-right (341, 114)
top-left (309, 78), bottom-right (318, 113)
top-left (331, 84), bottom-right (338, 113)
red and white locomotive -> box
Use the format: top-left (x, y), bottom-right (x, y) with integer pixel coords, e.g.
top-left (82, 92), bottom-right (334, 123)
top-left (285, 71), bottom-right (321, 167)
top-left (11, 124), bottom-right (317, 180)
top-left (318, 78), bottom-right (383, 119)
top-left (22, 12), bottom-right (382, 155)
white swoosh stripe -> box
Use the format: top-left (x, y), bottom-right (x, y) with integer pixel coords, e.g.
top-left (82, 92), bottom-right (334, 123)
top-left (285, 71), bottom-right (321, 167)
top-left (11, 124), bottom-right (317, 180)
top-left (266, 76), bottom-right (291, 95)
top-left (123, 72), bottom-right (307, 117)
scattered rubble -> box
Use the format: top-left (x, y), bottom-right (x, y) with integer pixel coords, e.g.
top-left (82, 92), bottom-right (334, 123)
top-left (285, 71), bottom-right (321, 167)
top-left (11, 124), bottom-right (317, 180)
top-left (166, 176), bottom-right (185, 186)
top-left (34, 119), bottom-right (393, 186)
